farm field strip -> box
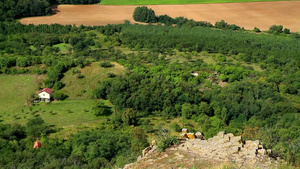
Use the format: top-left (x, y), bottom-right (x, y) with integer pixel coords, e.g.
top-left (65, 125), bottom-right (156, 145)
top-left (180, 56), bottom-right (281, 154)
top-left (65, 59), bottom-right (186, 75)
top-left (101, 0), bottom-right (298, 5)
top-left (20, 1), bottom-right (300, 32)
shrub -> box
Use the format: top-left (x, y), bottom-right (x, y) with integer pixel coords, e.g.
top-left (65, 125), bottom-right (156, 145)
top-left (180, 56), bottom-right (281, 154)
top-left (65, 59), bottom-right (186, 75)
top-left (283, 28), bottom-right (290, 34)
top-left (253, 27), bottom-right (261, 33)
top-left (53, 91), bottom-right (68, 101)
top-left (170, 122), bottom-right (181, 132)
top-left (100, 61), bottom-right (114, 68)
top-left (107, 72), bottom-right (116, 78)
top-left (133, 6), bottom-right (157, 23)
top-left (157, 135), bottom-right (180, 152)
top-left (268, 25), bottom-right (283, 33)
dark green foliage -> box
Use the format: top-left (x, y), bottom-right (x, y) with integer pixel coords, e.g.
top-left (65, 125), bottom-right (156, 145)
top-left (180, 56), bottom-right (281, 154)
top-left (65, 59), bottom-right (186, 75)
top-left (283, 28), bottom-right (291, 34)
top-left (133, 6), bottom-right (157, 23)
top-left (0, 122), bottom-right (135, 168)
top-left (0, 0), bottom-right (52, 21)
top-left (268, 25), bottom-right (283, 33)
top-left (53, 91), bottom-right (68, 100)
top-left (92, 101), bottom-right (112, 116)
top-left (122, 108), bottom-right (138, 126)
top-left (157, 134), bottom-right (180, 152)
top-left (25, 117), bottom-right (48, 137)
top-left (170, 122), bottom-right (181, 132)
top-left (131, 127), bottom-right (148, 153)
top-left (253, 27), bottom-right (261, 33)
top-left (56, 0), bottom-right (100, 4)
top-left (100, 61), bottom-right (114, 68)
top-left (214, 20), bottom-right (241, 30)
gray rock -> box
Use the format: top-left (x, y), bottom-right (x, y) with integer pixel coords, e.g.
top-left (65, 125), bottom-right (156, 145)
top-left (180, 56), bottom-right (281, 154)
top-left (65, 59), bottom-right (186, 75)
top-left (227, 146), bottom-right (239, 154)
top-left (230, 136), bottom-right (242, 143)
top-left (195, 131), bottom-right (204, 139)
top-left (217, 131), bottom-right (225, 138)
top-left (226, 133), bottom-right (234, 138)
top-left (182, 128), bottom-right (188, 133)
top-left (257, 149), bottom-right (266, 155)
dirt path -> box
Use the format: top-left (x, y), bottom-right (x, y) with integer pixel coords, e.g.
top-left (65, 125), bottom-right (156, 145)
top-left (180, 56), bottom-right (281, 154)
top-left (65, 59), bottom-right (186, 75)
top-left (20, 1), bottom-right (300, 32)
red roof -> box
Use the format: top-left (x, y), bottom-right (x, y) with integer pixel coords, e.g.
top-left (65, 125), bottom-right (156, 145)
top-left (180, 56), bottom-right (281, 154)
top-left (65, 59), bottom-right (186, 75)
top-left (39, 88), bottom-right (53, 94)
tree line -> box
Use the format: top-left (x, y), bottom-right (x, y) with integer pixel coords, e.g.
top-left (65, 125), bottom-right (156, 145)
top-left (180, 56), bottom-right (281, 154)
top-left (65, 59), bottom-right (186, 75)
top-left (0, 0), bottom-right (100, 21)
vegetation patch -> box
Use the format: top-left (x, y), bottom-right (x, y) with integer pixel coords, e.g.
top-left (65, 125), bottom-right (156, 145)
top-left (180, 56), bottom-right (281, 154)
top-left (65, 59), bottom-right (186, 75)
top-left (61, 62), bottom-right (125, 99)
top-left (0, 75), bottom-right (39, 118)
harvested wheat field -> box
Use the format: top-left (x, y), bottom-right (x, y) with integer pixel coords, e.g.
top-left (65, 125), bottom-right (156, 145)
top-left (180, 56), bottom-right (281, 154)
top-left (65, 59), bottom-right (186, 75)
top-left (20, 1), bottom-right (300, 31)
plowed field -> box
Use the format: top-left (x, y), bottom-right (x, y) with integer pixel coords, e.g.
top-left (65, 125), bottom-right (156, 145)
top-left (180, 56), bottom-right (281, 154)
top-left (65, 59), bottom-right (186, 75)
top-left (20, 1), bottom-right (300, 32)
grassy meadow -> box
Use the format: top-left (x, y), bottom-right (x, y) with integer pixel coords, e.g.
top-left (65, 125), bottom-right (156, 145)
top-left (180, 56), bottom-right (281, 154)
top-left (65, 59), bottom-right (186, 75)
top-left (0, 75), bottom-right (39, 118)
top-left (61, 62), bottom-right (125, 99)
top-left (0, 61), bottom-right (123, 127)
top-left (100, 0), bottom-right (296, 5)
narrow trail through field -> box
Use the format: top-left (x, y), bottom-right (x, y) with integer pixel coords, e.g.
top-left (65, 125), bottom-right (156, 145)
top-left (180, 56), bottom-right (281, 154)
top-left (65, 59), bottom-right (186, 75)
top-left (20, 1), bottom-right (300, 32)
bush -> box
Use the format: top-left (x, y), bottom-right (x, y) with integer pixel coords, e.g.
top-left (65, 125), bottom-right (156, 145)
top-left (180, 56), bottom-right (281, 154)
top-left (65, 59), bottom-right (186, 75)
top-left (268, 25), bottom-right (283, 33)
top-left (100, 61), bottom-right (114, 68)
top-left (170, 122), bottom-right (181, 132)
top-left (157, 136), bottom-right (180, 152)
top-left (53, 91), bottom-right (68, 101)
top-left (133, 6), bottom-right (157, 23)
top-left (283, 28), bottom-right (290, 34)
top-left (253, 27), bottom-right (261, 33)
top-left (107, 72), bottom-right (116, 78)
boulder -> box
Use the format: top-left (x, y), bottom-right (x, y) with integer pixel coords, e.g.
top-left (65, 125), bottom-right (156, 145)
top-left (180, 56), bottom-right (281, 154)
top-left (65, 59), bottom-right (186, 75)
top-left (152, 140), bottom-right (156, 146)
top-left (182, 128), bottom-right (188, 133)
top-left (142, 146), bottom-right (152, 157)
top-left (257, 149), bottom-right (266, 155)
top-left (195, 131), bottom-right (204, 139)
top-left (226, 146), bottom-right (239, 154)
top-left (217, 131), bottom-right (225, 138)
top-left (230, 136), bottom-right (242, 143)
top-left (227, 133), bottom-right (234, 138)
top-left (245, 140), bottom-right (259, 150)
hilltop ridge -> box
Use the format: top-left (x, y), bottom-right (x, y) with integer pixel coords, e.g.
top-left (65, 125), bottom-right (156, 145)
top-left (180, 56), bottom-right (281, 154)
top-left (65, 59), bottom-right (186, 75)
top-left (125, 131), bottom-right (282, 169)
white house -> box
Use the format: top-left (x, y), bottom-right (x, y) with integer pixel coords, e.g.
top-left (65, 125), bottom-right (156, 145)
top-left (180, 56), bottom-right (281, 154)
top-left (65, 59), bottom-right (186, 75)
top-left (38, 88), bottom-right (53, 102)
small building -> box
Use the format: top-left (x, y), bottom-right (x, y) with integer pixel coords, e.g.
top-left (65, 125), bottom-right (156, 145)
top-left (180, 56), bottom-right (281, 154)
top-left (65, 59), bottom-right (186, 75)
top-left (38, 88), bottom-right (53, 102)
top-left (33, 141), bottom-right (42, 149)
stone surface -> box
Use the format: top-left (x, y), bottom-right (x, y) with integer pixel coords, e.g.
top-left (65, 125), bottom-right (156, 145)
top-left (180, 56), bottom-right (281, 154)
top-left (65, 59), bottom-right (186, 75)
top-left (125, 132), bottom-right (279, 169)
top-left (227, 133), bottom-right (234, 138)
top-left (195, 132), bottom-right (204, 140)
top-left (258, 149), bottom-right (266, 155)
top-left (217, 131), bottom-right (225, 138)
top-left (230, 136), bottom-right (242, 143)
top-left (152, 140), bottom-right (156, 146)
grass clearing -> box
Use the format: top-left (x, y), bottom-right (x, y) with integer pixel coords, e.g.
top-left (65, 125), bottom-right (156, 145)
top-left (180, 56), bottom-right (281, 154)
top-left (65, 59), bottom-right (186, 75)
top-left (0, 75), bottom-right (40, 121)
top-left (30, 99), bottom-right (108, 127)
top-left (61, 62), bottom-right (125, 99)
top-left (100, 0), bottom-right (295, 5)
top-left (53, 43), bottom-right (72, 54)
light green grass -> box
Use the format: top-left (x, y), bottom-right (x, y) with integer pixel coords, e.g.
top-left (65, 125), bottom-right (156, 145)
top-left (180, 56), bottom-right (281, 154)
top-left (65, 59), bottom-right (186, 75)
top-left (61, 62), bottom-right (125, 99)
top-left (101, 0), bottom-right (295, 5)
top-left (0, 75), bottom-right (39, 120)
top-left (30, 99), bottom-right (107, 127)
top-left (0, 74), bottom-right (113, 127)
top-left (53, 43), bottom-right (72, 54)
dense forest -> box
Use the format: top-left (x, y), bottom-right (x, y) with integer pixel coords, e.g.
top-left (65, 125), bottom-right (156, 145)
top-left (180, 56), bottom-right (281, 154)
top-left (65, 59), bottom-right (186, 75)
top-left (0, 5), bottom-right (299, 168)
top-left (0, 0), bottom-right (100, 21)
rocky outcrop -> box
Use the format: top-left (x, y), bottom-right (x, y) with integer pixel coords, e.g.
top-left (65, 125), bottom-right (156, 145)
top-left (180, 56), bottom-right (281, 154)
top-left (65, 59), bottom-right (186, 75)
top-left (174, 131), bottom-right (277, 168)
top-left (124, 131), bottom-right (280, 169)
